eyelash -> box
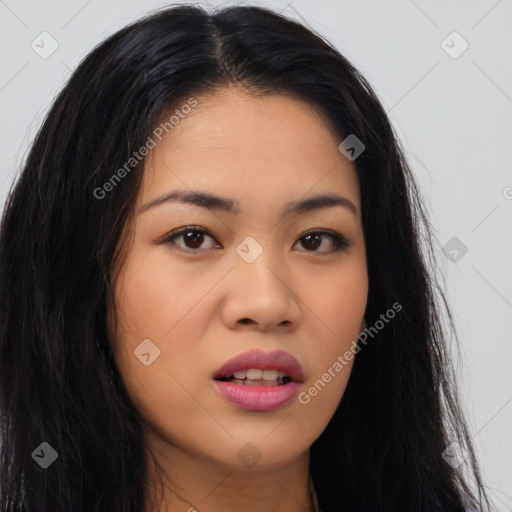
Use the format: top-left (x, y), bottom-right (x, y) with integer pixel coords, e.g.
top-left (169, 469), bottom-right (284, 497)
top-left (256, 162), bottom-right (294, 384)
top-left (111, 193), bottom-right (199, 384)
top-left (161, 226), bottom-right (351, 254)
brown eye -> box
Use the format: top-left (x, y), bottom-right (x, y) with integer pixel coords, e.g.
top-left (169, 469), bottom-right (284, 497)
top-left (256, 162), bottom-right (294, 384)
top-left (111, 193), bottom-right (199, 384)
top-left (182, 230), bottom-right (206, 249)
top-left (163, 227), bottom-right (349, 254)
top-left (295, 231), bottom-right (350, 253)
top-left (300, 233), bottom-right (321, 250)
top-left (163, 227), bottom-right (219, 252)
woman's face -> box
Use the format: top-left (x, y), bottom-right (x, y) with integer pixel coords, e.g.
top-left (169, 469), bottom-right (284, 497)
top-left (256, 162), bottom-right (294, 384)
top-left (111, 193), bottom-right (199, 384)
top-left (111, 86), bottom-right (368, 474)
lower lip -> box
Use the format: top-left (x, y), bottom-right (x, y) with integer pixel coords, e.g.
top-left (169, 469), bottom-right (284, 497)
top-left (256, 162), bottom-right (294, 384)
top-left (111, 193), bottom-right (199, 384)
top-left (213, 380), bottom-right (300, 411)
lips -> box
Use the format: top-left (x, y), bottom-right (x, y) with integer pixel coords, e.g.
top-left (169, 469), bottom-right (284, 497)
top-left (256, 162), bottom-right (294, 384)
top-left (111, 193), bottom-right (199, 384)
top-left (212, 349), bottom-right (305, 411)
top-left (212, 349), bottom-right (304, 383)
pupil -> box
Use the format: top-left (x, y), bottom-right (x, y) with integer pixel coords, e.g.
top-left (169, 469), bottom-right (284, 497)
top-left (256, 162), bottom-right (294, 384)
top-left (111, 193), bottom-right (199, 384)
top-left (185, 231), bottom-right (203, 248)
top-left (303, 234), bottom-right (320, 250)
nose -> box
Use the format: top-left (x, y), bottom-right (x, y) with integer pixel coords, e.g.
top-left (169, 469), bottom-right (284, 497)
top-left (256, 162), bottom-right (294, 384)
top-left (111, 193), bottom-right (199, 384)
top-left (220, 248), bottom-right (302, 332)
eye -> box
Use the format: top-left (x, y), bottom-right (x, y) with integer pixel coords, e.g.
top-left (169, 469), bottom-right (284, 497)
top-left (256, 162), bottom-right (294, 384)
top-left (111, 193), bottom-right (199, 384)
top-left (293, 230), bottom-right (350, 253)
top-left (161, 226), bottom-right (350, 254)
top-left (162, 226), bottom-right (220, 252)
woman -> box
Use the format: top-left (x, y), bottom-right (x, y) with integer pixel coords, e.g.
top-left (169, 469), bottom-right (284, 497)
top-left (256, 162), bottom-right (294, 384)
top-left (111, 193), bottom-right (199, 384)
top-left (0, 4), bottom-right (491, 511)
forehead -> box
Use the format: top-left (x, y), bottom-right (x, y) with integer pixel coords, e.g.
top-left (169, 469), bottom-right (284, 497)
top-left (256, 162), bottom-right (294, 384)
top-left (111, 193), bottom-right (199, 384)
top-left (140, 87), bottom-right (361, 213)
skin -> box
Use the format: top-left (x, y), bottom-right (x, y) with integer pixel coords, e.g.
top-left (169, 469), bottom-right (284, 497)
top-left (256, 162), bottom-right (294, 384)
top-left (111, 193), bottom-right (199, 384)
top-left (111, 86), bottom-right (368, 512)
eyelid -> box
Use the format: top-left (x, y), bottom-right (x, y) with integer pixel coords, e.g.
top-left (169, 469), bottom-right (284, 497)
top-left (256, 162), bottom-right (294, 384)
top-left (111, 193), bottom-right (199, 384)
top-left (161, 226), bottom-right (351, 253)
top-left (160, 226), bottom-right (220, 251)
top-left (295, 228), bottom-right (351, 252)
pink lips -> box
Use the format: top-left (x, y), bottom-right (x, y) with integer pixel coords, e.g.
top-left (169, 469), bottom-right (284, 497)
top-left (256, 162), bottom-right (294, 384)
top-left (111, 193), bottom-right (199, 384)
top-left (212, 349), bottom-right (304, 412)
top-left (212, 349), bottom-right (304, 382)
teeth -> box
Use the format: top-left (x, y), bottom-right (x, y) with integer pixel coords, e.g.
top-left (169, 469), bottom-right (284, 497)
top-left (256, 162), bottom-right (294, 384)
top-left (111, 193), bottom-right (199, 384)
top-left (262, 369), bottom-right (278, 381)
top-left (246, 368), bottom-right (263, 379)
top-left (233, 369), bottom-right (246, 379)
top-left (231, 378), bottom-right (281, 387)
top-left (223, 368), bottom-right (290, 382)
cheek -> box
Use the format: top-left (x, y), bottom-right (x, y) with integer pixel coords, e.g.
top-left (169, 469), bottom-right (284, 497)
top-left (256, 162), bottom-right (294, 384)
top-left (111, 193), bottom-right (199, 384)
top-left (304, 253), bottom-right (368, 343)
top-left (112, 248), bottom-right (215, 341)
top-left (297, 258), bottom-right (367, 422)
top-left (297, 359), bottom-right (354, 432)
top-left (110, 251), bottom-right (218, 433)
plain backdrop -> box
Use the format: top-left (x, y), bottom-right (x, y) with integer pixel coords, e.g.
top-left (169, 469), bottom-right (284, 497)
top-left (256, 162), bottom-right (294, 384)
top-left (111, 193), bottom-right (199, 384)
top-left (1, 0), bottom-right (511, 508)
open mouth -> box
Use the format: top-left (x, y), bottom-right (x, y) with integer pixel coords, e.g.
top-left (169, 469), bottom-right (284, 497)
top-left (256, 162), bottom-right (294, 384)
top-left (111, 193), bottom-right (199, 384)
top-left (214, 368), bottom-right (293, 386)
top-left (213, 369), bottom-right (300, 412)
top-left (212, 349), bottom-right (304, 411)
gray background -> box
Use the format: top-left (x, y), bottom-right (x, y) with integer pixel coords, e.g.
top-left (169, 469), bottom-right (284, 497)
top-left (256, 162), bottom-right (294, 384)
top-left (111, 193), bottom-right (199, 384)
top-left (1, 0), bottom-right (511, 508)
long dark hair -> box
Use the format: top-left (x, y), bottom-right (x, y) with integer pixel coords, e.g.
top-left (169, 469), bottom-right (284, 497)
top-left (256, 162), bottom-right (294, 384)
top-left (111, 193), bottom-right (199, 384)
top-left (0, 4), bottom-right (491, 511)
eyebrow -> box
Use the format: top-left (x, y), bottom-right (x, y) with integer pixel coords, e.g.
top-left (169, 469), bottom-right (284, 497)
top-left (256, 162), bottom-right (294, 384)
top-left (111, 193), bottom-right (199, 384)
top-left (138, 189), bottom-right (358, 217)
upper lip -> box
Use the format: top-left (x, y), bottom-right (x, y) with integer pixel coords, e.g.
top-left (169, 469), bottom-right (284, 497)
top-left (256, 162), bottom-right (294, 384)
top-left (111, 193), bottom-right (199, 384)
top-left (213, 349), bottom-right (304, 383)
